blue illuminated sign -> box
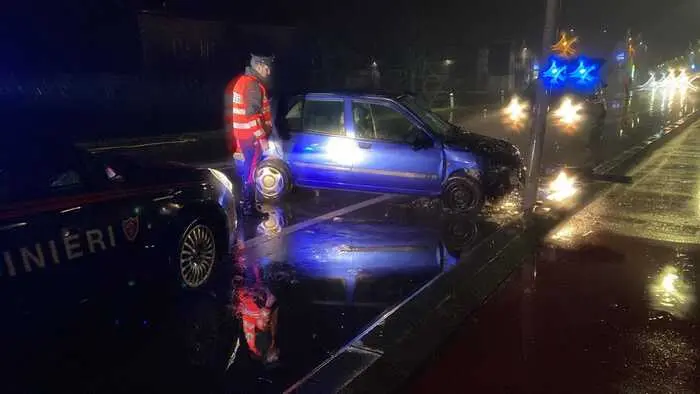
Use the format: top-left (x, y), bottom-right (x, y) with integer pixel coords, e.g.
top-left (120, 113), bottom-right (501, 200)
top-left (616, 52), bottom-right (626, 62)
top-left (542, 60), bottom-right (567, 86)
top-left (541, 55), bottom-right (604, 93)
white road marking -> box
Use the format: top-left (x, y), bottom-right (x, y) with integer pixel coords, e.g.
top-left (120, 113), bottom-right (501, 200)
top-left (244, 194), bottom-right (394, 248)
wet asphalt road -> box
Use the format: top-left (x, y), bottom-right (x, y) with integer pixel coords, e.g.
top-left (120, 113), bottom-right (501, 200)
top-left (10, 89), bottom-right (696, 393)
top-left (5, 189), bottom-right (509, 394)
top-left (409, 118), bottom-right (700, 393)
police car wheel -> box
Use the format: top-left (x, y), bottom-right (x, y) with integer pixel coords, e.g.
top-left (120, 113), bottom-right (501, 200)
top-left (442, 175), bottom-right (485, 215)
top-left (255, 161), bottom-right (290, 201)
top-left (177, 220), bottom-right (217, 288)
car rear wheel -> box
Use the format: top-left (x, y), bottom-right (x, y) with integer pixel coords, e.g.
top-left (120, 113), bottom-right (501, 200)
top-left (442, 175), bottom-right (485, 215)
top-left (255, 160), bottom-right (291, 201)
top-left (177, 220), bottom-right (218, 289)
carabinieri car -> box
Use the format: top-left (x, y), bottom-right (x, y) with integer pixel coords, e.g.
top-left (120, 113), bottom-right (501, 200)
top-left (256, 92), bottom-right (524, 214)
top-left (0, 138), bottom-right (237, 329)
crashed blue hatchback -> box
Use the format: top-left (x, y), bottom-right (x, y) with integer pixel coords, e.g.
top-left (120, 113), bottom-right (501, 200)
top-left (255, 92), bottom-right (524, 214)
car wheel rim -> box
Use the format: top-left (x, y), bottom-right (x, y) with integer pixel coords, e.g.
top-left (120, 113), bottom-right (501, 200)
top-left (256, 166), bottom-right (285, 198)
top-left (447, 181), bottom-right (476, 212)
top-left (179, 224), bottom-right (216, 288)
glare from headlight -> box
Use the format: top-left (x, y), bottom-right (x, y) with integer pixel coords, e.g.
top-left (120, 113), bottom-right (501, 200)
top-left (208, 168), bottom-right (233, 193)
top-left (553, 97), bottom-right (583, 128)
top-left (546, 170), bottom-right (577, 202)
top-left (503, 95), bottom-right (529, 125)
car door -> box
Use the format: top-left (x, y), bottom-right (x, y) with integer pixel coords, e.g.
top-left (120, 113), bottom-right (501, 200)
top-left (348, 100), bottom-right (443, 193)
top-left (0, 146), bottom-right (102, 349)
top-left (70, 150), bottom-right (157, 297)
top-left (282, 96), bottom-right (357, 187)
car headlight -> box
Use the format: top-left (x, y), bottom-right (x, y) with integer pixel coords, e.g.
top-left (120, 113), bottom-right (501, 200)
top-left (503, 95), bottom-right (529, 125)
top-left (208, 168), bottom-right (233, 193)
top-left (546, 170), bottom-right (578, 202)
top-left (552, 96), bottom-right (584, 128)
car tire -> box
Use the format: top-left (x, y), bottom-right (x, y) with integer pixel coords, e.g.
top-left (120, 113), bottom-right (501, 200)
top-left (255, 159), bottom-right (292, 202)
top-left (175, 218), bottom-right (219, 289)
top-left (442, 174), bottom-right (485, 215)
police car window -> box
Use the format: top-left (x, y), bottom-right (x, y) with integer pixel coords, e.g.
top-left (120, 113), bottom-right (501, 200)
top-left (369, 104), bottom-right (418, 144)
top-left (0, 164), bottom-right (84, 204)
top-left (302, 100), bottom-right (346, 136)
top-left (50, 170), bottom-right (82, 188)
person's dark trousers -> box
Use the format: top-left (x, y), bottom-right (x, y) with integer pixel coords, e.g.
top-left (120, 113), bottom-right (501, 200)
top-left (586, 105), bottom-right (606, 167)
top-left (235, 138), bottom-right (268, 218)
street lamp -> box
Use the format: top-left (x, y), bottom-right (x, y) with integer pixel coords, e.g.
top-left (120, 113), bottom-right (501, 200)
top-left (443, 59), bottom-right (454, 66)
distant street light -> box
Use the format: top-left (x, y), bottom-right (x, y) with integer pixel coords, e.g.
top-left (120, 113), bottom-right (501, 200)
top-left (443, 59), bottom-right (454, 66)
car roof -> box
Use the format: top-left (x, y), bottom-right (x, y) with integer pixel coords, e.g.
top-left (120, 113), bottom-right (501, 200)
top-left (294, 90), bottom-right (415, 100)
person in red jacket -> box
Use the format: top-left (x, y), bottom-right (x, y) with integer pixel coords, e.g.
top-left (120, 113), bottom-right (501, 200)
top-left (225, 54), bottom-right (274, 218)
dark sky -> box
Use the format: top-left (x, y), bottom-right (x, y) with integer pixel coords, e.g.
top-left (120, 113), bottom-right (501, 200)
top-left (225, 0), bottom-right (699, 59)
top-left (3, 0), bottom-right (699, 70)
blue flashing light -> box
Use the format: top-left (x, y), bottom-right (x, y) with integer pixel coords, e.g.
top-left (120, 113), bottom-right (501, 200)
top-left (541, 55), bottom-right (604, 93)
top-left (542, 59), bottom-right (567, 87)
top-left (569, 60), bottom-right (597, 85)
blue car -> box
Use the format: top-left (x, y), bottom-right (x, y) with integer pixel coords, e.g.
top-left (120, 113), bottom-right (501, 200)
top-left (256, 92), bottom-right (524, 214)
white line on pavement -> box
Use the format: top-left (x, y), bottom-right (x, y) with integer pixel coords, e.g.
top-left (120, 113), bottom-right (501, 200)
top-left (244, 194), bottom-right (394, 249)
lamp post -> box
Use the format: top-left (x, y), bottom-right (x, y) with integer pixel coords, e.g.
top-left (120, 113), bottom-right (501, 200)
top-left (522, 0), bottom-right (559, 213)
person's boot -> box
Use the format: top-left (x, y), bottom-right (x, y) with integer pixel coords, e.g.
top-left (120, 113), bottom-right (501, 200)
top-left (242, 201), bottom-right (269, 219)
top-left (241, 186), bottom-right (268, 219)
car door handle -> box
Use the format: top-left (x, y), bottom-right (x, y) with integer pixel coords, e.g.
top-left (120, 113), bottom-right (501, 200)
top-left (357, 141), bottom-right (372, 149)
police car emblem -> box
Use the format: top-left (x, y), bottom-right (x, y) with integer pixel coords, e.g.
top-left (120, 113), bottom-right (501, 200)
top-left (122, 216), bottom-right (140, 242)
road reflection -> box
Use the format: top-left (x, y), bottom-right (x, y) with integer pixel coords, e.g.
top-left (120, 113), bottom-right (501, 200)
top-left (224, 204), bottom-right (483, 392)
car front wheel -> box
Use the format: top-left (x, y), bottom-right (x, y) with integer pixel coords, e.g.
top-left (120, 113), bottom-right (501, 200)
top-left (442, 175), bottom-right (485, 215)
top-left (177, 220), bottom-right (218, 289)
top-left (255, 160), bottom-right (291, 201)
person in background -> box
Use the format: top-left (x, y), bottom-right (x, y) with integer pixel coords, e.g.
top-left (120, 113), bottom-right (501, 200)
top-left (585, 82), bottom-right (608, 166)
top-left (225, 54), bottom-right (275, 218)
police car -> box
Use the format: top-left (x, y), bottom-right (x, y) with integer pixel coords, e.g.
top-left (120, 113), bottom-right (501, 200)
top-left (0, 138), bottom-right (237, 317)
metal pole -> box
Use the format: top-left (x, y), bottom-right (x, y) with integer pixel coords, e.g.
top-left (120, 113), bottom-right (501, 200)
top-left (523, 0), bottom-right (559, 212)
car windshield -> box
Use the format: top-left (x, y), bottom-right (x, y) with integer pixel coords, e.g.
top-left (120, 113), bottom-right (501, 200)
top-left (398, 96), bottom-right (455, 138)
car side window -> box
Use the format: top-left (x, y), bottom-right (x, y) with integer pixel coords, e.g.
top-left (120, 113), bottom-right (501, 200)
top-left (49, 170), bottom-right (82, 189)
top-left (0, 163), bottom-right (85, 204)
top-left (285, 100), bottom-right (303, 131)
top-left (302, 99), bottom-right (346, 136)
top-left (352, 101), bottom-right (375, 139)
top-left (368, 104), bottom-right (418, 144)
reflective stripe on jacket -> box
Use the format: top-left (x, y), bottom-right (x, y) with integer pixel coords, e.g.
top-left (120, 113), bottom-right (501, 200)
top-left (225, 73), bottom-right (272, 152)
